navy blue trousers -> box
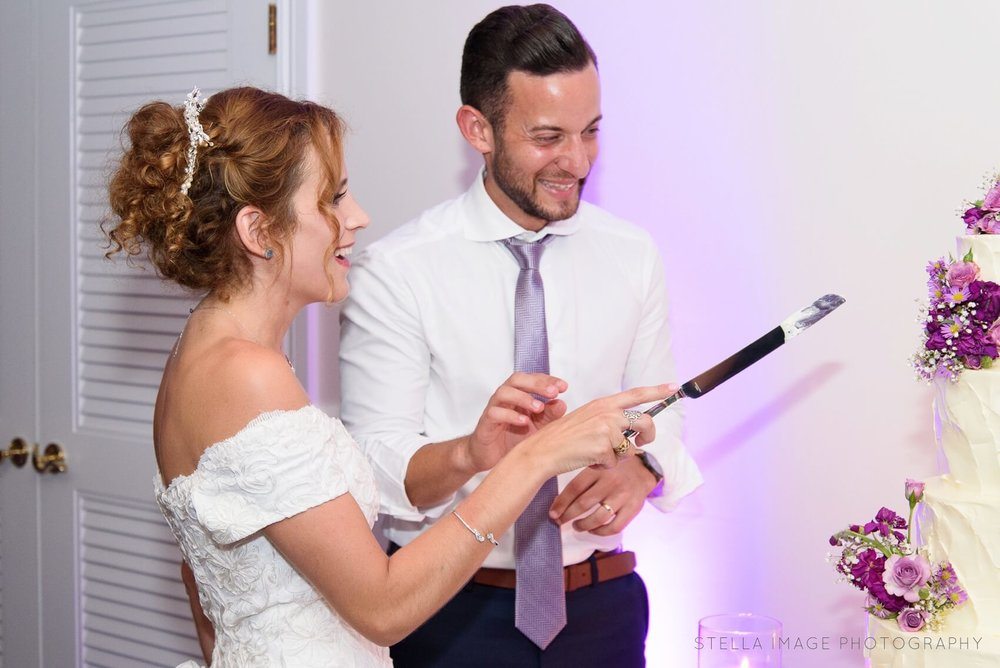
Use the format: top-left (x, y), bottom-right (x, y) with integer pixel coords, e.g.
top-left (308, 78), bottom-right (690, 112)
top-left (390, 570), bottom-right (649, 667)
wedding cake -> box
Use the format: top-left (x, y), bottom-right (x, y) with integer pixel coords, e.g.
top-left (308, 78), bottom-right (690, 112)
top-left (867, 233), bottom-right (1000, 668)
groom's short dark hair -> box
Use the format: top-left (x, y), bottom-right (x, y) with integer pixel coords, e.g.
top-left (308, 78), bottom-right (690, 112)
top-left (460, 4), bottom-right (597, 131)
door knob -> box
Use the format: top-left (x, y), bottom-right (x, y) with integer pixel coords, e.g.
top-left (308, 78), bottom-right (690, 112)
top-left (34, 443), bottom-right (67, 474)
top-left (0, 437), bottom-right (31, 468)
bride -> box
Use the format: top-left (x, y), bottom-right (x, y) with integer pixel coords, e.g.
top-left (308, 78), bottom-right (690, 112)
top-left (104, 86), bottom-right (666, 667)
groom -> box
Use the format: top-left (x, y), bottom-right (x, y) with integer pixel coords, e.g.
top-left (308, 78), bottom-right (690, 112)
top-left (340, 4), bottom-right (702, 666)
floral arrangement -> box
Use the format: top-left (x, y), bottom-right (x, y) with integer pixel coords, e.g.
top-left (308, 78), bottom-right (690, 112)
top-left (962, 177), bottom-right (1000, 234)
top-left (912, 175), bottom-right (1000, 381)
top-left (911, 251), bottom-right (1000, 381)
top-left (828, 481), bottom-right (967, 632)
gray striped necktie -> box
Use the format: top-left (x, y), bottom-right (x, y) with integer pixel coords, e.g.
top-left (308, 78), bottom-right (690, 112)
top-left (501, 236), bottom-right (566, 649)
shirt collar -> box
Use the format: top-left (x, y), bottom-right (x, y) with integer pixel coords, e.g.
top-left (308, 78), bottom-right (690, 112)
top-left (462, 168), bottom-right (583, 242)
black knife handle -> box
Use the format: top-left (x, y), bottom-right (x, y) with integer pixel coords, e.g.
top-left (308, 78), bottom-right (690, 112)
top-left (620, 324), bottom-right (786, 440)
top-left (681, 325), bottom-right (785, 399)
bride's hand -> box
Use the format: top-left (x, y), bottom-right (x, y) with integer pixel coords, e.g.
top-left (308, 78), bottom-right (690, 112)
top-left (520, 384), bottom-right (675, 475)
top-left (458, 372), bottom-right (568, 473)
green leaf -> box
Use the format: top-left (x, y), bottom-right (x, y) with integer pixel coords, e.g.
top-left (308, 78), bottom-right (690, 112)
top-left (982, 356), bottom-right (994, 369)
top-left (963, 248), bottom-right (975, 263)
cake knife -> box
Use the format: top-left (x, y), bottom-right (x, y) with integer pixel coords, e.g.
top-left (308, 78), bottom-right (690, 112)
top-left (622, 293), bottom-right (846, 439)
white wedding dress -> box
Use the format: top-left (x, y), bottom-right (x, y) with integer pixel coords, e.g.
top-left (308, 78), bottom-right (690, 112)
top-left (154, 405), bottom-right (392, 667)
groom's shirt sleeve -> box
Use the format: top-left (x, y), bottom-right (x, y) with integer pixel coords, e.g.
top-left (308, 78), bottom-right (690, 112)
top-left (624, 237), bottom-right (702, 512)
top-left (338, 246), bottom-right (439, 522)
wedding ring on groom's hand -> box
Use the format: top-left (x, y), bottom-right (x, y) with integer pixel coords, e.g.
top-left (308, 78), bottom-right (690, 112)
top-left (613, 436), bottom-right (631, 458)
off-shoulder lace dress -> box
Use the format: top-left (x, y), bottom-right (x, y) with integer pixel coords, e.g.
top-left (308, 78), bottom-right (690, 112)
top-left (153, 406), bottom-right (391, 667)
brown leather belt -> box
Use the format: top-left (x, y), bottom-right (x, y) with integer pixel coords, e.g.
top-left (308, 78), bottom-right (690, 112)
top-left (471, 550), bottom-right (636, 593)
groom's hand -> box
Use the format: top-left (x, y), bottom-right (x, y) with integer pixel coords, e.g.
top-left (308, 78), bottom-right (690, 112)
top-left (548, 456), bottom-right (659, 535)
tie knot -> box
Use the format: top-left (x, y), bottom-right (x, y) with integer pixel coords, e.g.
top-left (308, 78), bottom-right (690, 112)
top-left (502, 237), bottom-right (549, 270)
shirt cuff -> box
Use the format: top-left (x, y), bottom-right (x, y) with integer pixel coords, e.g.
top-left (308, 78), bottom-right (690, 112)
top-left (362, 433), bottom-right (460, 522)
top-left (361, 433), bottom-right (431, 521)
top-left (640, 436), bottom-right (703, 513)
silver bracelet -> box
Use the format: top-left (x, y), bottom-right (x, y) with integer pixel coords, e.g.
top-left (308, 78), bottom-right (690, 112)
top-left (452, 510), bottom-right (499, 546)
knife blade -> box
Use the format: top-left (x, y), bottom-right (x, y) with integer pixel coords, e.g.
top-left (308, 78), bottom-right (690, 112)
top-left (622, 293), bottom-right (845, 438)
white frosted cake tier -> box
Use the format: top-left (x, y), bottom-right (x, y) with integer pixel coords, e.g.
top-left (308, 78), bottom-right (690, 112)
top-left (866, 615), bottom-right (1000, 668)
top-left (933, 366), bottom-right (1000, 492)
top-left (872, 234), bottom-right (1000, 667)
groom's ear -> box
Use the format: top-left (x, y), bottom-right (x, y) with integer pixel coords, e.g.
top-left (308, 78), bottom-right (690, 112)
top-left (456, 105), bottom-right (495, 156)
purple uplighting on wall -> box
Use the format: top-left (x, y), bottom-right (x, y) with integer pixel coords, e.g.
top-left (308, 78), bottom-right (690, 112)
top-left (316, 3), bottom-right (1000, 665)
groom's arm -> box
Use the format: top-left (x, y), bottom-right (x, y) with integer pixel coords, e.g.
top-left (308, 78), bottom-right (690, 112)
top-left (181, 559), bottom-right (215, 663)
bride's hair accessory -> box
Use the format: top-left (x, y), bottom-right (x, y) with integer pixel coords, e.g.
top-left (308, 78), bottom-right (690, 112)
top-left (180, 87), bottom-right (213, 196)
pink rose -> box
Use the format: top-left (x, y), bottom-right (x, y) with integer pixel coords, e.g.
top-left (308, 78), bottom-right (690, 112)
top-left (988, 322), bottom-right (1000, 348)
top-left (883, 554), bottom-right (931, 602)
top-left (905, 479), bottom-right (925, 504)
top-left (897, 608), bottom-right (929, 632)
top-left (983, 181), bottom-right (1000, 210)
top-left (965, 355), bottom-right (984, 370)
top-left (947, 261), bottom-right (980, 290)
top-left (980, 213), bottom-right (1000, 234)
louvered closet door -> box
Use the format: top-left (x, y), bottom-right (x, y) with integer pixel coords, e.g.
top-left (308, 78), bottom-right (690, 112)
top-left (28, 1), bottom-right (283, 665)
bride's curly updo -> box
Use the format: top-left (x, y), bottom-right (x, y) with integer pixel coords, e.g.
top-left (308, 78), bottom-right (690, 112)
top-left (105, 87), bottom-right (344, 299)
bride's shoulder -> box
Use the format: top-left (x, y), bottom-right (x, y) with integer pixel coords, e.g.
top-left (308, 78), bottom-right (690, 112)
top-left (208, 339), bottom-right (302, 403)
top-left (160, 338), bottom-right (311, 460)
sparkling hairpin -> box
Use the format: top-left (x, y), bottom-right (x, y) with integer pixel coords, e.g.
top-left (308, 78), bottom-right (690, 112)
top-left (180, 86), bottom-right (212, 196)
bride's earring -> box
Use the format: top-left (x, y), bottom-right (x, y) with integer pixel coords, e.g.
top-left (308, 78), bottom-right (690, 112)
top-left (264, 248), bottom-right (274, 260)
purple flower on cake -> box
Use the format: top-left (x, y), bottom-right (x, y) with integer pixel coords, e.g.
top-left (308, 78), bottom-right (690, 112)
top-left (988, 322), bottom-right (1000, 348)
top-left (904, 479), bottom-right (925, 504)
top-left (864, 507), bottom-right (907, 541)
top-left (850, 549), bottom-right (885, 591)
top-left (964, 177), bottom-right (1000, 234)
top-left (983, 180), bottom-right (1000, 209)
top-left (925, 329), bottom-right (948, 351)
top-left (913, 251), bottom-right (1000, 381)
top-left (981, 215), bottom-right (1000, 234)
top-left (866, 595), bottom-right (895, 620)
top-left (883, 554), bottom-right (931, 602)
top-left (938, 563), bottom-right (957, 584)
top-left (946, 285), bottom-right (970, 306)
top-left (963, 206), bottom-right (985, 229)
top-left (914, 176), bottom-right (1000, 377)
top-left (929, 562), bottom-right (968, 608)
top-left (946, 587), bottom-right (968, 607)
top-left (939, 321), bottom-right (962, 340)
top-left (868, 577), bottom-right (907, 613)
top-left (973, 280), bottom-right (1000, 323)
top-left (955, 326), bottom-right (998, 358)
top-left (897, 608), bottom-right (930, 632)
top-left (947, 261), bottom-right (980, 289)
top-left (828, 488), bottom-right (968, 632)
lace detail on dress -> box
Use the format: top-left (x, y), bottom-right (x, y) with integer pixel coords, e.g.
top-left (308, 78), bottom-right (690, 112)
top-left (154, 406), bottom-right (390, 667)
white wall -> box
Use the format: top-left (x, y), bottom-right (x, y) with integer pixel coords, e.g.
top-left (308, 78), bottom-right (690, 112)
top-left (311, 3), bottom-right (1000, 665)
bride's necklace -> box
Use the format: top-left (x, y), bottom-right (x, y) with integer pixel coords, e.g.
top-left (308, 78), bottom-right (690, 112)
top-left (174, 303), bottom-right (294, 370)
top-left (194, 304), bottom-right (257, 342)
